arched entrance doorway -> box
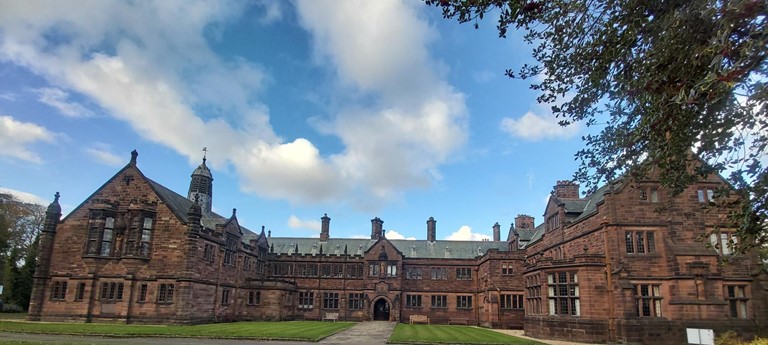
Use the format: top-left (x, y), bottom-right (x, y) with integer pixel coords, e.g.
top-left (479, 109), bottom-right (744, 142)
top-left (373, 298), bottom-right (390, 321)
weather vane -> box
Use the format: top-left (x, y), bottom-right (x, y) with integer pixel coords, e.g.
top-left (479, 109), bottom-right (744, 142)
top-left (202, 147), bottom-right (207, 162)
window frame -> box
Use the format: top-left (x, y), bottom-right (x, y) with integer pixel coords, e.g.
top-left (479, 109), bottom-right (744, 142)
top-left (51, 281), bottom-right (68, 301)
top-left (430, 267), bottom-right (447, 280)
top-left (726, 285), bottom-right (748, 319)
top-left (322, 292), bottom-right (339, 309)
top-left (634, 284), bottom-right (663, 317)
top-left (406, 294), bottom-right (422, 308)
top-left (501, 294), bottom-right (524, 310)
top-left (456, 267), bottom-right (472, 280)
top-left (456, 295), bottom-right (473, 309)
top-left (625, 231), bottom-right (656, 254)
top-left (247, 291), bottom-right (261, 305)
top-left (157, 283), bottom-right (175, 304)
top-left (430, 295), bottom-right (447, 309)
top-left (501, 262), bottom-right (514, 275)
top-left (547, 272), bottom-right (580, 316)
top-left (138, 284), bottom-right (148, 303)
top-left (74, 282), bottom-right (86, 301)
top-left (348, 293), bottom-right (364, 310)
top-left (298, 291), bottom-right (315, 309)
top-left (100, 282), bottom-right (124, 302)
top-left (710, 230), bottom-right (738, 256)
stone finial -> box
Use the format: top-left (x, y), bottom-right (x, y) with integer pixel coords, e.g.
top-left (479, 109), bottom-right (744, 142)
top-left (232, 208), bottom-right (237, 216)
top-left (130, 150), bottom-right (138, 165)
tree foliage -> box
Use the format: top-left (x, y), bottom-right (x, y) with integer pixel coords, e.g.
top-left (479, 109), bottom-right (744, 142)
top-left (427, 0), bottom-right (767, 252)
top-left (0, 193), bottom-right (44, 309)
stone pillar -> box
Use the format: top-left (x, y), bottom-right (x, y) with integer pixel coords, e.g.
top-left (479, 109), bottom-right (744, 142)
top-left (28, 192), bottom-right (62, 321)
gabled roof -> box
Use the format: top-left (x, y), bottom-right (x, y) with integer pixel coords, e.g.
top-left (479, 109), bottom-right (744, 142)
top-left (521, 223), bottom-right (546, 249)
top-left (267, 237), bottom-right (509, 259)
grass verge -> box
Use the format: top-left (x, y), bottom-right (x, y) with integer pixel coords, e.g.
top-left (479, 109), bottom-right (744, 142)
top-left (0, 320), bottom-right (354, 341)
top-left (389, 324), bottom-right (548, 345)
top-left (0, 313), bottom-right (28, 320)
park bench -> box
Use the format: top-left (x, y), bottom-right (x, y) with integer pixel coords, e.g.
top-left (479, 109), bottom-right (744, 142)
top-left (322, 312), bottom-right (339, 322)
top-left (409, 314), bottom-right (430, 324)
top-left (448, 317), bottom-right (469, 325)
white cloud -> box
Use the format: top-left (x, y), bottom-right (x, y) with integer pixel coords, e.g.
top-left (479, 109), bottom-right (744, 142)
top-left (0, 0), bottom-right (468, 209)
top-left (255, 0), bottom-right (283, 24)
top-left (0, 187), bottom-right (49, 205)
top-left (0, 92), bottom-right (17, 101)
top-left (385, 229), bottom-right (416, 240)
top-left (297, 0), bottom-right (469, 205)
top-left (473, 70), bottom-right (496, 83)
top-left (84, 143), bottom-right (123, 167)
top-left (287, 215), bottom-right (322, 231)
top-left (351, 234), bottom-right (369, 239)
top-left (0, 115), bottom-right (54, 163)
top-left (500, 111), bottom-right (579, 141)
top-left (444, 225), bottom-right (491, 241)
top-left (35, 87), bottom-right (94, 118)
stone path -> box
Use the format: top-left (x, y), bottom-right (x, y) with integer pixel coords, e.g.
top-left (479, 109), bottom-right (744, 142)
top-left (320, 321), bottom-right (395, 344)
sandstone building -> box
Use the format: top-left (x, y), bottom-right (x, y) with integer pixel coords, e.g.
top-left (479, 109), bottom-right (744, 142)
top-left (28, 151), bottom-right (767, 344)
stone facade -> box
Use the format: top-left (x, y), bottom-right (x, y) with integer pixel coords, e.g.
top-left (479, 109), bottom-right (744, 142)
top-left (28, 151), bottom-right (767, 344)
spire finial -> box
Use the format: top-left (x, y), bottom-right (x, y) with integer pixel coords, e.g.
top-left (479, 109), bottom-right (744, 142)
top-left (54, 191), bottom-right (60, 202)
top-left (130, 150), bottom-right (138, 165)
top-left (202, 147), bottom-right (207, 164)
top-left (232, 208), bottom-right (237, 216)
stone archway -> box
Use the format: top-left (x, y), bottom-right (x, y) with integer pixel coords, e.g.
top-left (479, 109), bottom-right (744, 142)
top-left (372, 298), bottom-right (391, 321)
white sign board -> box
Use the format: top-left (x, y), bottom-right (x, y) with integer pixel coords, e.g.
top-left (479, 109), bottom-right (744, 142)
top-left (687, 328), bottom-right (714, 345)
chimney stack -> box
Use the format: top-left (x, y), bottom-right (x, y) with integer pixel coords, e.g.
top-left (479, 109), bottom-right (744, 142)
top-left (371, 217), bottom-right (384, 240)
top-left (553, 180), bottom-right (580, 199)
top-left (320, 213), bottom-right (330, 241)
top-left (514, 214), bottom-right (535, 229)
top-left (492, 222), bottom-right (500, 241)
top-left (427, 217), bottom-right (436, 242)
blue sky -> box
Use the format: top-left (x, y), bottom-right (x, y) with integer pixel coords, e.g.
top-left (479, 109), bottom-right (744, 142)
top-left (0, 0), bottom-right (588, 241)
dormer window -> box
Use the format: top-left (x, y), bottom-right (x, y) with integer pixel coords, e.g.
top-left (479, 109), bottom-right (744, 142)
top-left (547, 215), bottom-right (560, 231)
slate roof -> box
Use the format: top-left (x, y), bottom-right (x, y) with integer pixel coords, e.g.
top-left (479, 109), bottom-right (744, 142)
top-left (266, 237), bottom-right (509, 259)
top-left (145, 178), bottom-right (254, 235)
top-left (523, 223), bottom-right (546, 248)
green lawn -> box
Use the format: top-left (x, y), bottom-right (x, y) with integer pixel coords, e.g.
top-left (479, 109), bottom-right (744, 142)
top-left (0, 320), bottom-right (354, 341)
top-left (0, 313), bottom-right (28, 320)
top-left (389, 324), bottom-right (547, 345)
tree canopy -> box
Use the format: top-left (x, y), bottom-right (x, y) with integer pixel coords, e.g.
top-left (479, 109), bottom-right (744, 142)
top-left (427, 0), bottom-right (767, 252)
top-left (0, 193), bottom-right (44, 310)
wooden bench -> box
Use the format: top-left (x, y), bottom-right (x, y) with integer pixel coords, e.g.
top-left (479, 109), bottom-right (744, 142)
top-left (409, 314), bottom-right (430, 324)
top-left (322, 312), bottom-right (339, 322)
top-left (448, 317), bottom-right (469, 325)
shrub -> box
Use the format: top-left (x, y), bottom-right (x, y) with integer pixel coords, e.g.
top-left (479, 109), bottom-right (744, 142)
top-left (716, 331), bottom-right (768, 345)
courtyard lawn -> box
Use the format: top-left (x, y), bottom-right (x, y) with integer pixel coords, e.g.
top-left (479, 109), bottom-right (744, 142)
top-left (389, 324), bottom-right (547, 345)
top-left (0, 320), bottom-right (354, 341)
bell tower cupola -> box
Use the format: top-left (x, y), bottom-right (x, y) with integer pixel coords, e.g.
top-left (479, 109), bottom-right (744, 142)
top-left (188, 149), bottom-right (213, 217)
